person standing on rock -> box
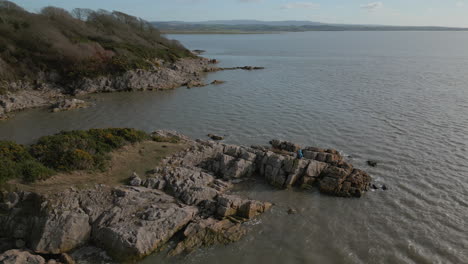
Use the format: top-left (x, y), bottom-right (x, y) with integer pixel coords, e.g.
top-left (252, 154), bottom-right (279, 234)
top-left (297, 149), bottom-right (304, 159)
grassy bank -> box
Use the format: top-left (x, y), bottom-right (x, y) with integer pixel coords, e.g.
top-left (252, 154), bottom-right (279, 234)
top-left (0, 128), bottom-right (186, 192)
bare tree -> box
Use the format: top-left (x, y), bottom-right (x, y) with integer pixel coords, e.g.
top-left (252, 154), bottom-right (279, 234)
top-left (71, 8), bottom-right (93, 21)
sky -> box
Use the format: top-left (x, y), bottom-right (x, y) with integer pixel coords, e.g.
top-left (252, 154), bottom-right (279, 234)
top-left (8, 0), bottom-right (468, 27)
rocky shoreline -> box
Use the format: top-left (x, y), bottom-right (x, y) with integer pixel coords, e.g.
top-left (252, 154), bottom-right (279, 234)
top-left (0, 131), bottom-right (372, 264)
top-left (0, 57), bottom-right (267, 120)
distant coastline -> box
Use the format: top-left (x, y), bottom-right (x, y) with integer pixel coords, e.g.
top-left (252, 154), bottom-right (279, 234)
top-left (153, 20), bottom-right (468, 34)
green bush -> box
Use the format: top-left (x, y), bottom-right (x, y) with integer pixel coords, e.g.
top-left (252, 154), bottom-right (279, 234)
top-left (30, 128), bottom-right (149, 172)
top-left (0, 158), bottom-right (19, 185)
top-left (19, 160), bottom-right (54, 183)
top-left (0, 141), bottom-right (54, 184)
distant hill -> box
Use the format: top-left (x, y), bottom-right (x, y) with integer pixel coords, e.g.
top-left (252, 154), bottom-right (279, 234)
top-left (152, 20), bottom-right (468, 33)
top-left (156, 20), bottom-right (324, 26)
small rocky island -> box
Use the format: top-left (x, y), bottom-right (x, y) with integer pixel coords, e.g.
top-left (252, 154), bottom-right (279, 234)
top-left (0, 130), bottom-right (371, 264)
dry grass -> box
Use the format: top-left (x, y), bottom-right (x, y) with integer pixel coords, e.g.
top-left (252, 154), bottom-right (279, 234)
top-left (8, 141), bottom-right (187, 194)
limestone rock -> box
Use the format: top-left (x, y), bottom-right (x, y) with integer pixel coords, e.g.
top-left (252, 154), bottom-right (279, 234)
top-left (51, 99), bottom-right (88, 113)
top-left (270, 140), bottom-right (301, 153)
top-left (185, 80), bottom-right (206, 88)
top-left (318, 165), bottom-right (371, 198)
top-left (0, 250), bottom-right (46, 264)
top-left (169, 218), bottom-right (246, 256)
top-left (92, 187), bottom-right (198, 262)
top-left (128, 172), bottom-right (142, 186)
top-left (31, 211), bottom-right (91, 254)
top-left (216, 194), bottom-right (271, 219)
top-left (70, 246), bottom-right (114, 264)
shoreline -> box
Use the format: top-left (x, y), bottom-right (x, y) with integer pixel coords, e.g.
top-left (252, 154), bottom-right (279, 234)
top-left (0, 130), bottom-right (373, 263)
top-left (0, 57), bottom-right (221, 121)
top-left (0, 57), bottom-right (265, 121)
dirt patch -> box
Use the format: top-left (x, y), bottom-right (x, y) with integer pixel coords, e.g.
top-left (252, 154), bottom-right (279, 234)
top-left (8, 141), bottom-right (187, 194)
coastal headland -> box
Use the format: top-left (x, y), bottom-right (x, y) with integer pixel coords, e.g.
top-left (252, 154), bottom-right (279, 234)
top-left (0, 129), bottom-right (373, 263)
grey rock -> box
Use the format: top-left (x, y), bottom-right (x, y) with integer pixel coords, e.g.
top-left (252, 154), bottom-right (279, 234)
top-left (207, 134), bottom-right (224, 140)
top-left (70, 246), bottom-right (114, 264)
top-left (128, 172), bottom-right (142, 186)
top-left (31, 211), bottom-right (91, 254)
top-left (169, 218), bottom-right (246, 256)
top-left (0, 250), bottom-right (46, 264)
top-left (51, 99), bottom-right (88, 113)
top-left (92, 187), bottom-right (198, 262)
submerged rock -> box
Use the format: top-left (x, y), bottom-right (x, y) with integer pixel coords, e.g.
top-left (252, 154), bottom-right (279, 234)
top-left (207, 134), bottom-right (224, 141)
top-left (185, 80), bottom-right (206, 88)
top-left (51, 99), bottom-right (88, 113)
top-left (222, 66), bottom-right (265, 71)
top-left (367, 160), bottom-right (378, 167)
top-left (210, 80), bottom-right (226, 85)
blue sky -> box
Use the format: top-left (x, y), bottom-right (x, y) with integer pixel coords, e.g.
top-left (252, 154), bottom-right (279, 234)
top-left (9, 0), bottom-right (468, 27)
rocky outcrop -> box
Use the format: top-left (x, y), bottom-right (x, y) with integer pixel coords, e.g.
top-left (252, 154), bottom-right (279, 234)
top-left (70, 58), bottom-right (218, 95)
top-left (0, 131), bottom-right (371, 263)
top-left (51, 99), bottom-right (89, 113)
top-left (222, 66), bottom-right (265, 71)
top-left (0, 57), bottom-right (220, 120)
top-left (0, 89), bottom-right (62, 120)
top-left (91, 187), bottom-right (198, 262)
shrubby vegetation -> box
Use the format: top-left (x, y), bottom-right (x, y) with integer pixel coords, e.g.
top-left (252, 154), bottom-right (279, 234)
top-left (0, 141), bottom-right (54, 184)
top-left (0, 1), bottom-right (193, 85)
top-left (30, 128), bottom-right (149, 171)
top-left (0, 128), bottom-right (150, 185)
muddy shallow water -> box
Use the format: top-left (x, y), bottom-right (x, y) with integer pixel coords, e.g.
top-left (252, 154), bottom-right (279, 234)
top-left (1, 31), bottom-right (467, 264)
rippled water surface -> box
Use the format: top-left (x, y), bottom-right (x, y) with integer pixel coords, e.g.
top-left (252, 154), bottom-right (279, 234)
top-left (1, 32), bottom-right (468, 264)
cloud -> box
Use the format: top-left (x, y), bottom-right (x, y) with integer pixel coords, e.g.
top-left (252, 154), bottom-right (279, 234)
top-left (281, 2), bottom-right (319, 9)
top-left (361, 2), bottom-right (383, 11)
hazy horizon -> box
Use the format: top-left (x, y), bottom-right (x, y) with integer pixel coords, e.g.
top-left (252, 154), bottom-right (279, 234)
top-left (8, 0), bottom-right (468, 28)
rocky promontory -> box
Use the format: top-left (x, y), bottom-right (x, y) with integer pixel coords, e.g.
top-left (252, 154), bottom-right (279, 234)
top-left (0, 131), bottom-right (371, 263)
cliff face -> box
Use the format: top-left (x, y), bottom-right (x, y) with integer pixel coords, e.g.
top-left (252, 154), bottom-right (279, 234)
top-left (0, 131), bottom-right (372, 263)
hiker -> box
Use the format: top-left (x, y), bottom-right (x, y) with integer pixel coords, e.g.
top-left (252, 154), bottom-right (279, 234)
top-left (297, 149), bottom-right (304, 159)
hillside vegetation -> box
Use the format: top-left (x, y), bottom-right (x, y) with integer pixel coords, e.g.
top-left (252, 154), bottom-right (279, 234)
top-left (0, 1), bottom-right (193, 87)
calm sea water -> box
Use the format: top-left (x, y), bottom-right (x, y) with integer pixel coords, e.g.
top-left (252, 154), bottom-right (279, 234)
top-left (1, 32), bottom-right (468, 264)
